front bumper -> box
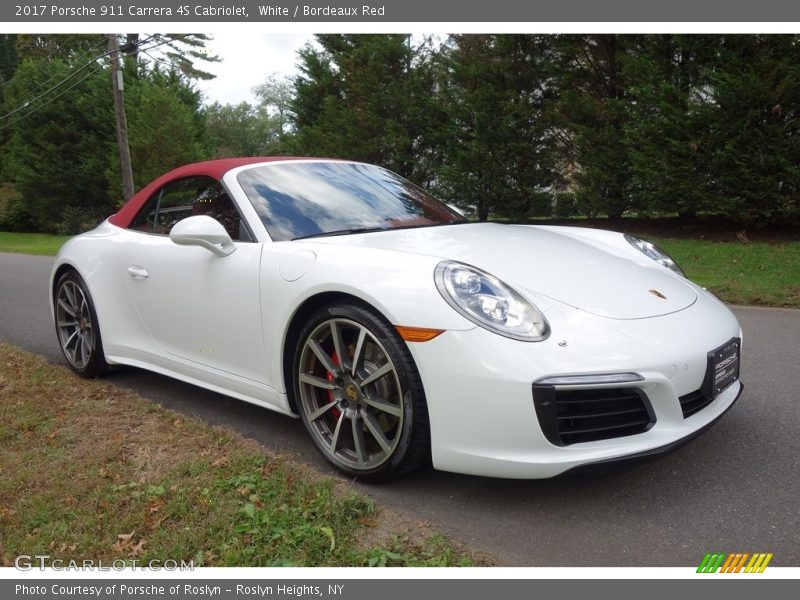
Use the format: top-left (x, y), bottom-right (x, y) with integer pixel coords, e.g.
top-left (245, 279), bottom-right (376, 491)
top-left (407, 288), bottom-right (743, 478)
top-left (561, 382), bottom-right (743, 476)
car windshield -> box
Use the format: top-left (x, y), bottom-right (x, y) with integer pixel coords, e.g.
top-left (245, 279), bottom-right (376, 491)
top-left (236, 161), bottom-right (466, 241)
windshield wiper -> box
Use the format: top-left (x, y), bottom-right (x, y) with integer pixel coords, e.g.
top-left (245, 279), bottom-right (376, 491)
top-left (292, 226), bottom-right (389, 240)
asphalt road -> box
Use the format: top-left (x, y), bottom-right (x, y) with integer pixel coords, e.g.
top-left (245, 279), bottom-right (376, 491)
top-left (1, 252), bottom-right (798, 566)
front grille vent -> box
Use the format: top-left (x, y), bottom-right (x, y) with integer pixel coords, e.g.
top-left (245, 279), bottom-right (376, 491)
top-left (679, 389), bottom-right (713, 418)
top-left (533, 386), bottom-right (655, 446)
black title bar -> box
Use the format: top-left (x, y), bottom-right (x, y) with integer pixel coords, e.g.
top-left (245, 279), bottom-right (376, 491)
top-left (4, 0), bottom-right (800, 23)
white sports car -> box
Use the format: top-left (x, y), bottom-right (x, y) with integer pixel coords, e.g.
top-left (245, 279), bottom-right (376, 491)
top-left (50, 158), bottom-right (743, 481)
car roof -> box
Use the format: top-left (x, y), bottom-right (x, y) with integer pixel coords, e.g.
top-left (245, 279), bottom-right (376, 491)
top-left (108, 156), bottom-right (317, 228)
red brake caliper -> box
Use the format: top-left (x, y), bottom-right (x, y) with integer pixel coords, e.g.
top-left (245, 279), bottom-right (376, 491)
top-left (326, 353), bottom-right (342, 419)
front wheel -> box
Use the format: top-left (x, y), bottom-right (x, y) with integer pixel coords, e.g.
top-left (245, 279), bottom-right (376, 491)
top-left (293, 301), bottom-right (430, 482)
top-left (54, 270), bottom-right (109, 377)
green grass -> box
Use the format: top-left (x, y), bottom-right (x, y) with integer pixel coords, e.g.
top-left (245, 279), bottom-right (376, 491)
top-left (0, 232), bottom-right (70, 255)
top-left (0, 343), bottom-right (476, 567)
top-left (652, 238), bottom-right (800, 308)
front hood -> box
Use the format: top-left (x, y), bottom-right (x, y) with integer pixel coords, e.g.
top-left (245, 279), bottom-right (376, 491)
top-left (306, 223), bottom-right (697, 320)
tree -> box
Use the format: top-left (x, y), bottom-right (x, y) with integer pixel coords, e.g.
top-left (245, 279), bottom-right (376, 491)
top-left (13, 34), bottom-right (102, 62)
top-left (435, 35), bottom-right (560, 221)
top-left (113, 67), bottom-right (210, 192)
top-left (555, 35), bottom-right (634, 220)
top-left (0, 35), bottom-right (214, 232)
top-left (623, 35), bottom-right (720, 220)
top-left (205, 101), bottom-right (266, 158)
top-left (705, 35), bottom-right (800, 225)
top-left (121, 34), bottom-right (220, 81)
top-left (0, 34), bottom-right (20, 174)
top-left (1, 56), bottom-right (115, 232)
top-left (253, 75), bottom-right (294, 154)
top-left (291, 34), bottom-right (441, 183)
top-left (0, 34), bottom-right (18, 86)
top-left (204, 76), bottom-right (295, 158)
top-left (108, 33), bottom-right (216, 197)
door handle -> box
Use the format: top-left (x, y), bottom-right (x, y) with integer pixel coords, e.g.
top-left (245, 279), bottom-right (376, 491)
top-left (127, 265), bottom-right (149, 279)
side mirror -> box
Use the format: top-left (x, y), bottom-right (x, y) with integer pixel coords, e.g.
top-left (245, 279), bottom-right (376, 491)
top-left (170, 216), bottom-right (236, 257)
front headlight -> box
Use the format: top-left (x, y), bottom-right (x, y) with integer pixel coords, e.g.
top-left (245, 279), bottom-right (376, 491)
top-left (434, 261), bottom-right (549, 341)
top-left (624, 234), bottom-right (685, 277)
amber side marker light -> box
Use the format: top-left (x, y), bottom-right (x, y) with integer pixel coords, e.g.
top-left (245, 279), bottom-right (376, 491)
top-left (395, 326), bottom-right (445, 342)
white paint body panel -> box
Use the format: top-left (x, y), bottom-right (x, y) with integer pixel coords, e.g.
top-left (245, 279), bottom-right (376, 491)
top-left (309, 222), bottom-right (698, 319)
top-left (50, 161), bottom-right (743, 478)
top-left (408, 289), bottom-right (741, 477)
top-left (120, 232), bottom-right (265, 382)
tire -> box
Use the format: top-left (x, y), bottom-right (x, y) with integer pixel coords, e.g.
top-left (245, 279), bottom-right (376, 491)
top-left (293, 301), bottom-right (430, 482)
top-left (53, 270), bottom-right (109, 378)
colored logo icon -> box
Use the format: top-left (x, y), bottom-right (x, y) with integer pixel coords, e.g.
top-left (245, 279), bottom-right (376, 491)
top-left (697, 552), bottom-right (773, 573)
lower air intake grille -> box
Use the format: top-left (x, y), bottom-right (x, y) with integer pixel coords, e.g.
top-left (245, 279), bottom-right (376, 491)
top-left (533, 386), bottom-right (655, 446)
top-left (679, 389), bottom-right (713, 418)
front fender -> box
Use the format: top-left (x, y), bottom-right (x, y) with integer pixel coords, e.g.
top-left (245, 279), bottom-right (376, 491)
top-left (260, 242), bottom-right (477, 394)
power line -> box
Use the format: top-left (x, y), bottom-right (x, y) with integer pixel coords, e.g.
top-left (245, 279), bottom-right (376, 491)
top-left (0, 35), bottom-right (107, 92)
top-left (0, 65), bottom-right (104, 132)
top-left (0, 58), bottom-right (105, 121)
top-left (1, 33), bottom-right (192, 101)
top-left (0, 34), bottom-right (166, 122)
top-left (0, 34), bottom-right (196, 129)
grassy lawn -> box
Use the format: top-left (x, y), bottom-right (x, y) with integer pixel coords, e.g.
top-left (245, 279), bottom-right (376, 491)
top-left (0, 232), bottom-right (70, 256)
top-left (653, 238), bottom-right (800, 308)
top-left (0, 343), bottom-right (476, 567)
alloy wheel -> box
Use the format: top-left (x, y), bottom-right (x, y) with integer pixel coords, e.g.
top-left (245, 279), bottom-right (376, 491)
top-left (297, 318), bottom-right (404, 471)
top-left (55, 280), bottom-right (95, 370)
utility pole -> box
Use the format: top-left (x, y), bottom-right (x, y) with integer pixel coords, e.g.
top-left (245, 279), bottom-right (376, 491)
top-left (108, 33), bottom-right (134, 200)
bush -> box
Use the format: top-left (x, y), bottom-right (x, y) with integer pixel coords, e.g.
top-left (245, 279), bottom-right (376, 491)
top-left (0, 183), bottom-right (37, 232)
top-left (56, 205), bottom-right (102, 235)
top-left (0, 183), bottom-right (17, 225)
top-left (552, 192), bottom-right (579, 218)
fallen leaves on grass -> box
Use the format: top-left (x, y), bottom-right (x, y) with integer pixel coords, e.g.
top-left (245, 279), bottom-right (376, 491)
top-left (0, 342), bottom-right (479, 567)
top-left (111, 532), bottom-right (147, 557)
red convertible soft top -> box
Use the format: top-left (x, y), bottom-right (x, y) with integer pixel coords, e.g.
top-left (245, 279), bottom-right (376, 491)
top-left (108, 157), bottom-right (313, 228)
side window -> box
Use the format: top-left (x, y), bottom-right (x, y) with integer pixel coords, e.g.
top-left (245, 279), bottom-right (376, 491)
top-left (128, 176), bottom-right (252, 242)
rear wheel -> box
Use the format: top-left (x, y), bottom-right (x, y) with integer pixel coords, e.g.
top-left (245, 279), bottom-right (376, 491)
top-left (54, 270), bottom-right (109, 377)
top-left (293, 301), bottom-right (430, 482)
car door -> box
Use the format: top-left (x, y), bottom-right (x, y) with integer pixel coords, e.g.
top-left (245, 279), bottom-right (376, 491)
top-left (121, 175), bottom-right (268, 384)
